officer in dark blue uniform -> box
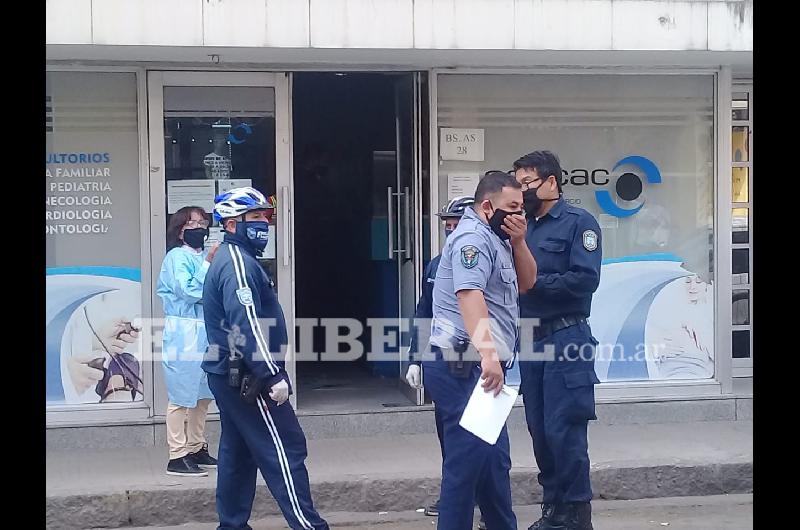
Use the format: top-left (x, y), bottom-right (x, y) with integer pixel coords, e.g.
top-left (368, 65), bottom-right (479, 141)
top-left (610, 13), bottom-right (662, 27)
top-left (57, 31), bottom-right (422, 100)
top-left (425, 172), bottom-right (537, 530)
top-left (202, 187), bottom-right (328, 530)
top-left (404, 196), bottom-right (475, 519)
top-left (513, 152), bottom-right (602, 530)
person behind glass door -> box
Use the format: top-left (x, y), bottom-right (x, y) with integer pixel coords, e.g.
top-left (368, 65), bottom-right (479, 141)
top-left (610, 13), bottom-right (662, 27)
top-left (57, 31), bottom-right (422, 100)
top-left (156, 206), bottom-right (220, 477)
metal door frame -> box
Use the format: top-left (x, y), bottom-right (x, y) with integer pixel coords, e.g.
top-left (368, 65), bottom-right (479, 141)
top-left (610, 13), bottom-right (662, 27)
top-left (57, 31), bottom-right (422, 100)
top-left (146, 71), bottom-right (296, 413)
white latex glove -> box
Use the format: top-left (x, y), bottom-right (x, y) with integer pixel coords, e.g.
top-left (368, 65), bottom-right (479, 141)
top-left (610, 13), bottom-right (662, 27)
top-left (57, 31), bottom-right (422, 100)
top-left (269, 379), bottom-right (290, 405)
top-left (405, 364), bottom-right (422, 389)
top-left (67, 354), bottom-right (104, 394)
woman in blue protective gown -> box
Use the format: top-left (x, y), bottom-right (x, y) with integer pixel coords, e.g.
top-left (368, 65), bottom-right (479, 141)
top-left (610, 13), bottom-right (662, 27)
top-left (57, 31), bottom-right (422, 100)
top-left (156, 206), bottom-right (220, 477)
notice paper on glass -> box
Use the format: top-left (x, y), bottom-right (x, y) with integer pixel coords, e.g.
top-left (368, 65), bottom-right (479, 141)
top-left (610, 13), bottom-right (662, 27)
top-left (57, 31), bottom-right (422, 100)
top-left (205, 226), bottom-right (224, 247)
top-left (167, 180), bottom-right (216, 214)
top-left (217, 179), bottom-right (252, 196)
top-left (447, 173), bottom-right (479, 201)
top-left (459, 379), bottom-right (518, 445)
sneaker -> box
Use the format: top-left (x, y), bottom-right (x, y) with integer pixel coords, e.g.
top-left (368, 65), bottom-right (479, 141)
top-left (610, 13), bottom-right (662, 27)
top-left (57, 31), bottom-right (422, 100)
top-left (424, 498), bottom-right (440, 517)
top-left (166, 456), bottom-right (208, 477)
top-left (188, 443), bottom-right (218, 469)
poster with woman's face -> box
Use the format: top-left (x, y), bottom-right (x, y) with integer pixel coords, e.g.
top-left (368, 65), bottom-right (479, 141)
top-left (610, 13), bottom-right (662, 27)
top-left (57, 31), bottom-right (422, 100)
top-left (590, 259), bottom-right (714, 382)
top-left (644, 274), bottom-right (714, 380)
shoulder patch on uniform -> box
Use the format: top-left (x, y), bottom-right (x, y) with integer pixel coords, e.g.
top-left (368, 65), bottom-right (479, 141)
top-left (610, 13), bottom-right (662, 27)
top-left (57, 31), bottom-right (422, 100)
top-left (460, 245), bottom-right (480, 268)
top-left (236, 287), bottom-right (254, 306)
top-left (582, 230), bottom-right (598, 251)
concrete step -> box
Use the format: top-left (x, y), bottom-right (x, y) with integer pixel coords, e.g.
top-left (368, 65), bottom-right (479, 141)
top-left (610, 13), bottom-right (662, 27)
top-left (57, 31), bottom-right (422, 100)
top-left (118, 494), bottom-right (755, 530)
top-left (46, 394), bottom-right (754, 450)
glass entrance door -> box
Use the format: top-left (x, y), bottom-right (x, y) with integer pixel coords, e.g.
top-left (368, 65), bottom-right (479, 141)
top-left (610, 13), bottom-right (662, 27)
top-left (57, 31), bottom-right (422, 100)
top-left (147, 72), bottom-right (294, 414)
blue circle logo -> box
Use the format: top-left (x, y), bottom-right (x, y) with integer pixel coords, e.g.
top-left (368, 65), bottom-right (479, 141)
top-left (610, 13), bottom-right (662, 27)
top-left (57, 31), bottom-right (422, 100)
top-left (594, 155), bottom-right (662, 218)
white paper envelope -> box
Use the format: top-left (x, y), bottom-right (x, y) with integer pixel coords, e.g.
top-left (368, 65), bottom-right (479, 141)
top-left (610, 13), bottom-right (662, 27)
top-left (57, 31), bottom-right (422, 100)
top-left (458, 378), bottom-right (518, 445)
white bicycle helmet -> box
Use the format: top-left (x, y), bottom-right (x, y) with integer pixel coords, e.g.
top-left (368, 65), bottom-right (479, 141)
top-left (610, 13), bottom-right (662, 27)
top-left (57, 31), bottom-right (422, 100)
top-left (436, 196), bottom-right (475, 219)
top-left (213, 187), bottom-right (275, 222)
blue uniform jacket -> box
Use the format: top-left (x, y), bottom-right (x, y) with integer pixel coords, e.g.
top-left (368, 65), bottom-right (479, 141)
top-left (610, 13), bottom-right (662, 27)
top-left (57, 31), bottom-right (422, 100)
top-left (519, 198), bottom-right (602, 320)
top-left (201, 231), bottom-right (289, 392)
top-left (409, 255), bottom-right (440, 364)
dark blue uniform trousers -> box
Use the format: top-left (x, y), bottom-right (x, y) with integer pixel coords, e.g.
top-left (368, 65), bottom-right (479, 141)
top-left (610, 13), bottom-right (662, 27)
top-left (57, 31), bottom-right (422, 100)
top-left (208, 374), bottom-right (328, 530)
top-left (434, 404), bottom-right (446, 459)
top-left (422, 360), bottom-right (517, 530)
top-left (519, 321), bottom-right (600, 505)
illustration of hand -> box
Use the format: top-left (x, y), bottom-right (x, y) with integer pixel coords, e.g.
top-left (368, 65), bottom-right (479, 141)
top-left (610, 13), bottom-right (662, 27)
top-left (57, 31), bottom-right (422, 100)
top-left (91, 317), bottom-right (140, 356)
top-left (67, 354), bottom-right (104, 394)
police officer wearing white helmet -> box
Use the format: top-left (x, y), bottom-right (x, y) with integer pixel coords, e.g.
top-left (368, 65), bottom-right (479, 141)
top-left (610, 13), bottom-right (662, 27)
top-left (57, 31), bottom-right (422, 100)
top-left (201, 187), bottom-right (329, 530)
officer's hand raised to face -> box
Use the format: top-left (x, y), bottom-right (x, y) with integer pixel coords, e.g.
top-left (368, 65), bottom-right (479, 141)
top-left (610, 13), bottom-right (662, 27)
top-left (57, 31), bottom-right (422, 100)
top-left (501, 213), bottom-right (528, 244)
top-left (480, 355), bottom-right (505, 396)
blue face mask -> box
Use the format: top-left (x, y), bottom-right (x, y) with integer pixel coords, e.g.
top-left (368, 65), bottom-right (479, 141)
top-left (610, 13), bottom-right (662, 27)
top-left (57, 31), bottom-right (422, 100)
top-left (236, 220), bottom-right (270, 253)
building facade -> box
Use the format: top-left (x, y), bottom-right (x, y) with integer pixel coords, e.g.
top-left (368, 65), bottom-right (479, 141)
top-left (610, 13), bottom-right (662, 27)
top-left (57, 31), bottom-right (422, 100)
top-left (46, 0), bottom-right (753, 445)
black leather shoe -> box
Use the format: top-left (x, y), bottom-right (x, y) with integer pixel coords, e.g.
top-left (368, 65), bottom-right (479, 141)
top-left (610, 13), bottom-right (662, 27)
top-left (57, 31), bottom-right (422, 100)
top-left (564, 502), bottom-right (593, 530)
top-left (527, 503), bottom-right (557, 530)
top-left (535, 503), bottom-right (571, 530)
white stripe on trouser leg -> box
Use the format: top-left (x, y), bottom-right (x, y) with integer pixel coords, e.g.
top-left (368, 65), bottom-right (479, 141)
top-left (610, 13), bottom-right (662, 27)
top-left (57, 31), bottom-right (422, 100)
top-left (228, 245), bottom-right (279, 375)
top-left (257, 397), bottom-right (314, 530)
top-left (261, 401), bottom-right (314, 530)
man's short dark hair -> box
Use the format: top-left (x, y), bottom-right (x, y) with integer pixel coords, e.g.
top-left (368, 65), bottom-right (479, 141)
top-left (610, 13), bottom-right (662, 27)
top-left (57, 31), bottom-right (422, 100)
top-left (474, 170), bottom-right (521, 204)
top-left (513, 150), bottom-right (563, 194)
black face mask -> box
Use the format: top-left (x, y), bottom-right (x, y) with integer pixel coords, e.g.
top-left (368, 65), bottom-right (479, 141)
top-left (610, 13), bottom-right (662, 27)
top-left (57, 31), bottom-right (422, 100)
top-left (487, 203), bottom-right (523, 241)
top-left (522, 189), bottom-right (542, 217)
top-left (183, 227), bottom-right (209, 250)
top-left (522, 186), bottom-right (559, 218)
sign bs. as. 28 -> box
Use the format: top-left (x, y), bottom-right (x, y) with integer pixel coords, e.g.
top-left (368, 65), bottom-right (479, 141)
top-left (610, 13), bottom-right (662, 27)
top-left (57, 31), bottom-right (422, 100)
top-left (440, 128), bottom-right (485, 162)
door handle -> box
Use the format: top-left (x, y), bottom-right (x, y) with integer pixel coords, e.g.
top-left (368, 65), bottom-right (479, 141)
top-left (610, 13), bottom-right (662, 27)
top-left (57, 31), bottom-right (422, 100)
top-left (403, 186), bottom-right (411, 260)
top-left (281, 186), bottom-right (290, 267)
top-left (387, 186), bottom-right (395, 258)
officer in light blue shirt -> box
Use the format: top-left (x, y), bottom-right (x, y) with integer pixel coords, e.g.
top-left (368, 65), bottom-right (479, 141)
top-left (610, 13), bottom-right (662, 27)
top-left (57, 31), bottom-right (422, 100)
top-left (423, 171), bottom-right (538, 530)
top-left (405, 196), bottom-right (475, 520)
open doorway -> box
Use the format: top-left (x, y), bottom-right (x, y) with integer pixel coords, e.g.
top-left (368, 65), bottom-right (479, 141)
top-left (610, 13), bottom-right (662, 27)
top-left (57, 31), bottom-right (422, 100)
top-left (292, 72), bottom-right (422, 411)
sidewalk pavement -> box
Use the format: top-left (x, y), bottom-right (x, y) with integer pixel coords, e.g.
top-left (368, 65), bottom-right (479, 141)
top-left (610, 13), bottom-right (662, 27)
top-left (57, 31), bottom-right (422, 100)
top-left (46, 420), bottom-right (752, 529)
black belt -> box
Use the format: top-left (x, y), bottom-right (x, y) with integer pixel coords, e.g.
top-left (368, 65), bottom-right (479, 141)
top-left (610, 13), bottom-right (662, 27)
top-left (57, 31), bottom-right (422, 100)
top-left (429, 344), bottom-right (514, 378)
top-left (429, 344), bottom-right (479, 362)
top-left (534, 315), bottom-right (586, 340)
